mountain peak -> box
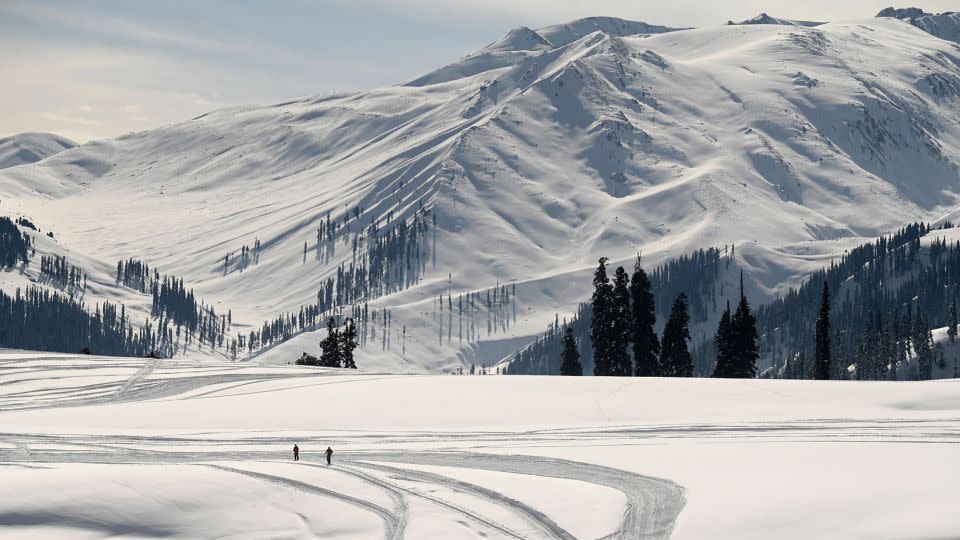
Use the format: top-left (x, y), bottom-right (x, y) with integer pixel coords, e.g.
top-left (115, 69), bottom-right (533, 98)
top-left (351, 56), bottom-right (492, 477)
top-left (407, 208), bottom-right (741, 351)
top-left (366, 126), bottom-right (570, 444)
top-left (483, 26), bottom-right (553, 53)
top-left (876, 7), bottom-right (931, 20)
top-left (728, 13), bottom-right (824, 27)
top-left (406, 16), bottom-right (681, 87)
top-left (537, 16), bottom-right (682, 48)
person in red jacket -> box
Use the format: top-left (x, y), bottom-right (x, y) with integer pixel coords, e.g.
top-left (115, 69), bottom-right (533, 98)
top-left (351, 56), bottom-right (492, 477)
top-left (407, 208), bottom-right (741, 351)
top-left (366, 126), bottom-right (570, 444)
top-left (293, 444), bottom-right (299, 461)
top-left (325, 446), bottom-right (333, 465)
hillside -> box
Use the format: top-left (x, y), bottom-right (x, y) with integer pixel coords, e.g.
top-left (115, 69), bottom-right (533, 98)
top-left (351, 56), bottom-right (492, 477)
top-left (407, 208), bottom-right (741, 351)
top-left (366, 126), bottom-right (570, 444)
top-left (0, 132), bottom-right (75, 169)
top-left (1, 16), bottom-right (960, 371)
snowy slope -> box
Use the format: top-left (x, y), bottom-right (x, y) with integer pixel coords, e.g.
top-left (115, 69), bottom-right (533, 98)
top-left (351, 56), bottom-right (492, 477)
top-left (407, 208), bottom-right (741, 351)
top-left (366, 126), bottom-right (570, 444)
top-left (2, 16), bottom-right (960, 371)
top-left (0, 132), bottom-right (75, 169)
top-left (877, 7), bottom-right (960, 42)
top-left (0, 350), bottom-right (959, 539)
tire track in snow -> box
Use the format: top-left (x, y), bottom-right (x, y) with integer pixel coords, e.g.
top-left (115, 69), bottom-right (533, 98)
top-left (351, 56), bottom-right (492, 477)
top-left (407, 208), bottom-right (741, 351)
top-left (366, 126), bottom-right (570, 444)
top-left (348, 451), bottom-right (685, 540)
top-left (207, 464), bottom-right (404, 540)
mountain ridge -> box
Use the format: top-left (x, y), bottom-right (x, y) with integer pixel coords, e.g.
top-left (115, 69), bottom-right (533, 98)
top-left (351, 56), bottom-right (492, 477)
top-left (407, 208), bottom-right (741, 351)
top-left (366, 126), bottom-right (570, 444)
top-left (877, 7), bottom-right (960, 42)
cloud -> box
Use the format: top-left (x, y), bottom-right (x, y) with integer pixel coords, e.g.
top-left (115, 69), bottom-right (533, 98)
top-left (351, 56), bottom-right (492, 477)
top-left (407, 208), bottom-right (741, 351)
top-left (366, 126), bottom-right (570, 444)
top-left (325, 0), bottom-right (960, 27)
top-left (0, 2), bottom-right (236, 56)
top-left (4, 0), bottom-right (957, 142)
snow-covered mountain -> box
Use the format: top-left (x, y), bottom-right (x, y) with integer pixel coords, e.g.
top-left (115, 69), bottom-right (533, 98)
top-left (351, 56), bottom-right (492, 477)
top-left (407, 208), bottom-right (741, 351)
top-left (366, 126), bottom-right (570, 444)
top-left (407, 17), bottom-right (683, 86)
top-left (0, 132), bottom-right (75, 169)
top-left (877, 7), bottom-right (960, 43)
top-left (2, 15), bottom-right (960, 371)
top-left (727, 13), bottom-right (824, 27)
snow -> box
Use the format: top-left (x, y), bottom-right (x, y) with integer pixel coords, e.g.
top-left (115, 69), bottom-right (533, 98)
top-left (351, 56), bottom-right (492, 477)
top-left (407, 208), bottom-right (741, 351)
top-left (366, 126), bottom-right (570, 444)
top-left (877, 8), bottom-right (960, 43)
top-left (1, 350), bottom-right (959, 538)
top-left (0, 463), bottom-right (384, 539)
top-left (1, 15), bottom-right (960, 375)
top-left (0, 133), bottom-right (75, 170)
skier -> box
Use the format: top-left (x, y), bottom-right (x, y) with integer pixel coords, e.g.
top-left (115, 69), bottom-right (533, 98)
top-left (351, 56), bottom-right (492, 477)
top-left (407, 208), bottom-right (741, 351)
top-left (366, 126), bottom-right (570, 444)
top-left (293, 444), bottom-right (299, 461)
top-left (325, 446), bottom-right (333, 465)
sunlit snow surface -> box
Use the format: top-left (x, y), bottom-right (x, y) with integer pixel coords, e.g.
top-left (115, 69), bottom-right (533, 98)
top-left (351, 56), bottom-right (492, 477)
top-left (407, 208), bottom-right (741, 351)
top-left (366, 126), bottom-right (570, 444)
top-left (1, 350), bottom-right (959, 539)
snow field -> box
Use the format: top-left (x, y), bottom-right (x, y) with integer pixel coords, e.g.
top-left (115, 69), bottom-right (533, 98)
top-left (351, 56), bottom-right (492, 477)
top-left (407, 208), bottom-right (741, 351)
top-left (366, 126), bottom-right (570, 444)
top-left (1, 350), bottom-right (958, 538)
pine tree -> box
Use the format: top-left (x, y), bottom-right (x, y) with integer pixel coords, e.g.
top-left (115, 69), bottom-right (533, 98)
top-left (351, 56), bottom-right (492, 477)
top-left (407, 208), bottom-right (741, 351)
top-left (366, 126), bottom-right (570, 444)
top-left (320, 317), bottom-right (341, 367)
top-left (914, 314), bottom-right (934, 381)
top-left (559, 325), bottom-right (582, 376)
top-left (813, 282), bottom-right (831, 380)
top-left (949, 300), bottom-right (957, 343)
top-left (590, 257), bottom-right (614, 376)
top-left (609, 266), bottom-right (632, 376)
top-left (340, 317), bottom-right (358, 369)
top-left (712, 302), bottom-right (735, 377)
top-left (795, 351), bottom-right (807, 379)
top-left (660, 293), bottom-right (693, 377)
top-left (730, 273), bottom-right (758, 378)
top-left (630, 255), bottom-right (660, 376)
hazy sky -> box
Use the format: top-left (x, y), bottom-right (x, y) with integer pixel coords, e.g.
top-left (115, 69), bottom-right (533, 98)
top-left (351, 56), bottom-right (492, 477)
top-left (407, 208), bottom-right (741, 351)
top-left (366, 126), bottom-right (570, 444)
top-left (2, 0), bottom-right (956, 142)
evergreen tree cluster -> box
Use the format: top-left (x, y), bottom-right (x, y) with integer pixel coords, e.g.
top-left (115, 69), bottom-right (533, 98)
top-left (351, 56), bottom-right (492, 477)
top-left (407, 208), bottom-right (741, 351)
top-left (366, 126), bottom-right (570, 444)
top-left (508, 249), bottom-right (730, 376)
top-left (650, 247), bottom-right (724, 324)
top-left (0, 286), bottom-right (158, 356)
top-left (0, 217), bottom-right (31, 268)
top-left (117, 258), bottom-right (154, 292)
top-left (14, 216), bottom-right (37, 231)
top-left (758, 222), bottom-right (953, 380)
top-left (589, 256), bottom-right (695, 377)
top-left (297, 317), bottom-right (358, 368)
top-left (509, 305), bottom-right (593, 375)
top-left (711, 273), bottom-right (759, 378)
top-left (151, 276), bottom-right (198, 328)
top-left (316, 207), bottom-right (433, 312)
top-left (39, 255), bottom-right (84, 292)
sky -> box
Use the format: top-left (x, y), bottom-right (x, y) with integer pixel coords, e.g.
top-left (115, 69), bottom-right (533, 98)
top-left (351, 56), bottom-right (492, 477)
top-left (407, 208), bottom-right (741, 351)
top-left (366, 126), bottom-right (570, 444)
top-left (1, 0), bottom-right (957, 143)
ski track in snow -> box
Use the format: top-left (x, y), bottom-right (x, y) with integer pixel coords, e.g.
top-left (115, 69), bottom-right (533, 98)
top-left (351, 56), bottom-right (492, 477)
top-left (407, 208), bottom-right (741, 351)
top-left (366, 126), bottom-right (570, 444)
top-left (208, 464), bottom-right (406, 540)
top-left (114, 354), bottom-right (161, 398)
top-left (0, 357), bottom-right (688, 538)
top-left (350, 453), bottom-right (683, 540)
top-left (5, 354), bottom-right (960, 538)
top-left (337, 463), bottom-right (531, 540)
top-left (0, 433), bottom-right (685, 539)
top-left (348, 460), bottom-right (575, 539)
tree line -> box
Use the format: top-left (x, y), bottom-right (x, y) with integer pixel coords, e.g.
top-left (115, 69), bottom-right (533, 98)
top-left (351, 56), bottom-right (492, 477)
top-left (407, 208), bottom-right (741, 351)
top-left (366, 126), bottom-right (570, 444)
top-left (0, 217), bottom-right (31, 268)
top-left (759, 223), bottom-right (953, 380)
top-left (512, 222), bottom-right (955, 381)
top-left (0, 286), bottom-right (161, 357)
top-left (40, 255), bottom-right (85, 292)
